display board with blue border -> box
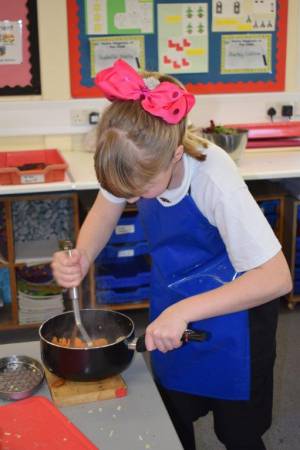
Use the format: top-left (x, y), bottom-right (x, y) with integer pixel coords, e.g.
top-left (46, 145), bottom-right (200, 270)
top-left (67, 0), bottom-right (288, 98)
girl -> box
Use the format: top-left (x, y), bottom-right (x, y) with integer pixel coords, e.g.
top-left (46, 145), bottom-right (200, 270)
top-left (52, 59), bottom-right (292, 450)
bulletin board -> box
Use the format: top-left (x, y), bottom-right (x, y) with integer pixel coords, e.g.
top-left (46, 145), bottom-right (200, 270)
top-left (0, 0), bottom-right (41, 96)
top-left (67, 0), bottom-right (288, 98)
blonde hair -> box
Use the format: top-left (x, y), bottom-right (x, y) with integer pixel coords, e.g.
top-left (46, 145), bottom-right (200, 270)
top-left (94, 71), bottom-right (207, 198)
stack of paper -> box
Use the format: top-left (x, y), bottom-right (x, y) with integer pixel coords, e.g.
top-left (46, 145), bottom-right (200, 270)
top-left (17, 278), bottom-right (64, 325)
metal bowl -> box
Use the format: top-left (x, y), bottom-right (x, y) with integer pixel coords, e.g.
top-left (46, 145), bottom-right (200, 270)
top-left (202, 129), bottom-right (248, 164)
top-left (0, 355), bottom-right (44, 401)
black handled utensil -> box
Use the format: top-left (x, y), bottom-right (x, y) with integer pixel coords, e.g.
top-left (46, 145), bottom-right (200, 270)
top-left (128, 328), bottom-right (211, 352)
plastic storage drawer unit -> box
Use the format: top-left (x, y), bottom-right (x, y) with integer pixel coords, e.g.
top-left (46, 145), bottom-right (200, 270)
top-left (258, 200), bottom-right (279, 214)
top-left (95, 256), bottom-right (151, 290)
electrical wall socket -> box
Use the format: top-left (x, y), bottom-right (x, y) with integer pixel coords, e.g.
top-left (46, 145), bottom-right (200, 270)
top-left (265, 102), bottom-right (295, 121)
top-left (70, 109), bottom-right (98, 126)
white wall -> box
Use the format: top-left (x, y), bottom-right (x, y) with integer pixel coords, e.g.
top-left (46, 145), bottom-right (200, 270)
top-left (1, 91), bottom-right (300, 140)
top-left (0, 0), bottom-right (299, 149)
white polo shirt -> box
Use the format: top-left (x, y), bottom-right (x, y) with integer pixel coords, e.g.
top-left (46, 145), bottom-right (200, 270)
top-left (101, 144), bottom-right (281, 273)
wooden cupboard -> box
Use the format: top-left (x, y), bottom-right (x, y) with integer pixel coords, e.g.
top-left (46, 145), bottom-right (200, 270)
top-left (283, 196), bottom-right (300, 309)
top-left (0, 192), bottom-right (79, 330)
top-left (0, 179), bottom-right (294, 334)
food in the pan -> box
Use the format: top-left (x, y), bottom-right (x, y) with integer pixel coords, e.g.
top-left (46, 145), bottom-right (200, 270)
top-left (51, 336), bottom-right (109, 348)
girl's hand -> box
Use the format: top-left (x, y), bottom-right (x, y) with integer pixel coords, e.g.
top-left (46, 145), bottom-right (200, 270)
top-left (145, 306), bottom-right (188, 353)
top-left (51, 248), bottom-right (90, 288)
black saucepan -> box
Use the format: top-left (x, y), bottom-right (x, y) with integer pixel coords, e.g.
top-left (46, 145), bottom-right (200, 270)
top-left (39, 309), bottom-right (210, 381)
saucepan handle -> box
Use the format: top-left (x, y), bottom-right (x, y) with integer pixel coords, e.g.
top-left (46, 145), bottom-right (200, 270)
top-left (181, 328), bottom-right (211, 342)
top-left (128, 328), bottom-right (211, 353)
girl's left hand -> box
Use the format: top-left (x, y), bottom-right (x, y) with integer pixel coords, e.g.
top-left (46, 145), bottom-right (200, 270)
top-left (145, 306), bottom-right (188, 353)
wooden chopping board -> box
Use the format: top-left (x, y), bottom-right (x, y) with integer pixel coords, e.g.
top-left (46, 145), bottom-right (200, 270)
top-left (45, 368), bottom-right (127, 407)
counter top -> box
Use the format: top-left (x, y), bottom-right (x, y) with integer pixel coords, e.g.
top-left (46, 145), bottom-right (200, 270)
top-left (62, 151), bottom-right (99, 190)
top-left (0, 340), bottom-right (183, 450)
top-left (0, 172), bottom-right (75, 196)
top-left (239, 147), bottom-right (300, 180)
top-left (1, 147), bottom-right (300, 196)
top-left (63, 147), bottom-right (300, 186)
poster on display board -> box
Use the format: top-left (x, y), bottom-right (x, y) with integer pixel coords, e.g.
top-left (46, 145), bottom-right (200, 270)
top-left (0, 0), bottom-right (41, 96)
top-left (67, 0), bottom-right (287, 98)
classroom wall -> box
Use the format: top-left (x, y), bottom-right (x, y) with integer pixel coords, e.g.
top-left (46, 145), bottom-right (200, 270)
top-left (0, 0), bottom-right (299, 151)
top-left (28, 0), bottom-right (300, 98)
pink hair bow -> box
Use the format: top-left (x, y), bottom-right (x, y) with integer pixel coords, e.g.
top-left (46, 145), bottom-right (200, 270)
top-left (95, 59), bottom-right (195, 124)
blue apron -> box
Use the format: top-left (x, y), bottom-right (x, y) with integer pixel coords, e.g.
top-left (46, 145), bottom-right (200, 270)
top-left (138, 194), bottom-right (251, 400)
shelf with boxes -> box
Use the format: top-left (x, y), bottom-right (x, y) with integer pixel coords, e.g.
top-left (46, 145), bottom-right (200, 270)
top-left (0, 192), bottom-right (79, 331)
top-left (256, 198), bottom-right (283, 240)
top-left (78, 190), bottom-right (150, 311)
top-left (90, 211), bottom-right (151, 310)
top-left (247, 180), bottom-right (286, 245)
top-left (283, 197), bottom-right (300, 309)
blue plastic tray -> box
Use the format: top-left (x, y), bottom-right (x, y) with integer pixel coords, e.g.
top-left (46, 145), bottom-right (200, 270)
top-left (98, 241), bottom-right (149, 262)
top-left (96, 284), bottom-right (151, 304)
top-left (293, 280), bottom-right (300, 294)
top-left (258, 200), bottom-right (279, 215)
top-left (294, 267), bottom-right (300, 280)
top-left (95, 256), bottom-right (151, 289)
top-left (109, 214), bottom-right (145, 244)
top-left (264, 213), bottom-right (277, 229)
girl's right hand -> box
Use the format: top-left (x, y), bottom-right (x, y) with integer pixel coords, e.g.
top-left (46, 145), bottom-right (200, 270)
top-left (51, 248), bottom-right (90, 288)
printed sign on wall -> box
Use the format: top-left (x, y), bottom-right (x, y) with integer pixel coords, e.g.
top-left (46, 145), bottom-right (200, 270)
top-left (212, 0), bottom-right (276, 32)
top-left (157, 3), bottom-right (208, 74)
top-left (221, 34), bottom-right (272, 74)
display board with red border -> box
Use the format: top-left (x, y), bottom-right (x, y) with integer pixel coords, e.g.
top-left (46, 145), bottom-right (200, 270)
top-left (67, 0), bottom-right (288, 98)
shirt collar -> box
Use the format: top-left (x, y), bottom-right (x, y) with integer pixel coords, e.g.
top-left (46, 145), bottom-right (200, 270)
top-left (157, 154), bottom-right (191, 207)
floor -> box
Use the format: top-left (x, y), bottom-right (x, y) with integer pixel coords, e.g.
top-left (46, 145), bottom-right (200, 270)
top-left (2, 301), bottom-right (300, 450)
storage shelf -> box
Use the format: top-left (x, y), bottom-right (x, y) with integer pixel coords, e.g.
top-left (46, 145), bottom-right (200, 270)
top-left (0, 304), bottom-right (14, 327)
top-left (14, 238), bottom-right (59, 265)
top-left (287, 295), bottom-right (300, 310)
top-left (1, 178), bottom-right (297, 333)
top-left (0, 192), bottom-right (79, 331)
top-left (283, 198), bottom-right (300, 307)
top-left (0, 259), bottom-right (9, 266)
